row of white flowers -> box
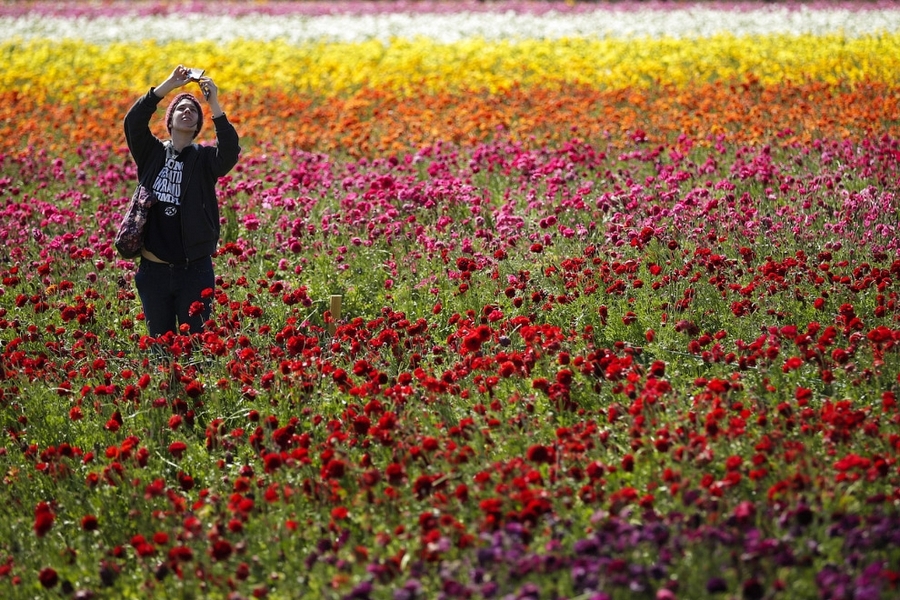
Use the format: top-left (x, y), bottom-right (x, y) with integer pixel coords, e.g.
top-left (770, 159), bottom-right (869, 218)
top-left (3, 6), bottom-right (899, 45)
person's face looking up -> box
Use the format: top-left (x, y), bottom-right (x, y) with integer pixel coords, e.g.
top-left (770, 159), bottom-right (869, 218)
top-left (171, 100), bottom-right (199, 134)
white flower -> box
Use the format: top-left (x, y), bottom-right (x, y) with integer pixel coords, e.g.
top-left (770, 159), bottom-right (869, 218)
top-left (2, 6), bottom-right (899, 45)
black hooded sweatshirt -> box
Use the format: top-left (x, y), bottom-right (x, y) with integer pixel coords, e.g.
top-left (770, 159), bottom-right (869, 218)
top-left (124, 88), bottom-right (240, 263)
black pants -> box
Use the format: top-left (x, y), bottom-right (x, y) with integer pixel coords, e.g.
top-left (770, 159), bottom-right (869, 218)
top-left (135, 256), bottom-right (214, 337)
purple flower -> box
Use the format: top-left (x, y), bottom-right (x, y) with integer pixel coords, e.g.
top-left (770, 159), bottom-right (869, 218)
top-left (706, 577), bottom-right (728, 594)
top-left (480, 581), bottom-right (499, 598)
top-left (476, 547), bottom-right (496, 567)
top-left (393, 579), bottom-right (422, 600)
top-left (516, 582), bottom-right (541, 599)
top-left (574, 538), bottom-right (600, 556)
top-left (343, 580), bottom-right (373, 600)
top-left (741, 578), bottom-right (764, 600)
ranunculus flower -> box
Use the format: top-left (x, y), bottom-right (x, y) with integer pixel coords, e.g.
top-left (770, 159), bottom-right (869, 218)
top-left (33, 502), bottom-right (55, 537)
top-left (81, 514), bottom-right (99, 531)
top-left (211, 539), bottom-right (233, 561)
top-left (38, 567), bottom-right (58, 588)
top-left (184, 380), bottom-right (204, 398)
top-left (168, 441), bottom-right (188, 459)
top-left (526, 444), bottom-right (555, 464)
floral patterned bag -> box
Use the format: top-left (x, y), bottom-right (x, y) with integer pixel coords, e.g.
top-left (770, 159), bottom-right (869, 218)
top-left (114, 182), bottom-right (158, 259)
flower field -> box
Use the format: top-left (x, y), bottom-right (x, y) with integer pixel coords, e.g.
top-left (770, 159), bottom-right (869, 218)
top-left (2, 1), bottom-right (900, 598)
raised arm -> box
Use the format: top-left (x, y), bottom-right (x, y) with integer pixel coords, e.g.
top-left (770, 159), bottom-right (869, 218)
top-left (197, 76), bottom-right (241, 176)
top-left (123, 66), bottom-right (194, 172)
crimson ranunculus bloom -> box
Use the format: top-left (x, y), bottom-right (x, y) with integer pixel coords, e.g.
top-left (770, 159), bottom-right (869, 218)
top-left (33, 502), bottom-right (55, 537)
top-left (38, 567), bottom-right (58, 588)
top-left (263, 452), bottom-right (283, 473)
top-left (81, 514), bottom-right (99, 531)
top-left (187, 300), bottom-right (205, 317)
top-left (184, 379), bottom-right (204, 398)
top-left (168, 441), bottom-right (188, 459)
top-left (526, 444), bottom-right (555, 464)
top-left (211, 539), bottom-right (233, 561)
top-left (323, 458), bottom-right (346, 479)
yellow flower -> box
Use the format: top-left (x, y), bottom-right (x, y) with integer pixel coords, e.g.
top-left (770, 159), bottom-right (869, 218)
top-left (4, 33), bottom-right (900, 99)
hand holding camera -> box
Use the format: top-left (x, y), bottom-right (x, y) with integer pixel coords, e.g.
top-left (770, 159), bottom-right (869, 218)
top-left (155, 65), bottom-right (224, 116)
top-left (185, 68), bottom-right (212, 99)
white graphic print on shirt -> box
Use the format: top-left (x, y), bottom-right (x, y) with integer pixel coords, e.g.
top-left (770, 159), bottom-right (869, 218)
top-left (152, 147), bottom-right (183, 216)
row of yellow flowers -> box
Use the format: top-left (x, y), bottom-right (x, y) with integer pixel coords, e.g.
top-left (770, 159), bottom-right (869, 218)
top-left (7, 33), bottom-right (900, 100)
top-left (3, 32), bottom-right (899, 159)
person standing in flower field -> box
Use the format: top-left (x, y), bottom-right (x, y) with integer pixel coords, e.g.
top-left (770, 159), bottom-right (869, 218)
top-left (124, 65), bottom-right (240, 337)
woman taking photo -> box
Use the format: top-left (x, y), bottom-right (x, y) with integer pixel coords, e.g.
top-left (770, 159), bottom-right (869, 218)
top-left (123, 65), bottom-right (241, 337)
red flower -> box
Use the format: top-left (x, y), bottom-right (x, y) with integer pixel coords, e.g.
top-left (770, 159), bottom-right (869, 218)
top-left (184, 380), bottom-right (204, 398)
top-left (272, 425), bottom-right (296, 450)
top-left (413, 475), bottom-right (436, 499)
top-left (385, 462), bottom-right (406, 485)
top-left (81, 514), bottom-right (99, 531)
top-left (210, 539), bottom-right (233, 561)
top-left (782, 356), bottom-right (803, 372)
top-left (187, 300), bottom-right (206, 317)
top-left (461, 334), bottom-right (483, 354)
top-left (168, 545), bottom-right (194, 563)
top-left (236, 562), bottom-right (251, 580)
top-left (38, 567), bottom-right (58, 588)
top-left (33, 502), bottom-right (55, 537)
top-left (168, 441), bottom-right (188, 460)
top-left (352, 415), bottom-right (371, 435)
top-left (177, 471), bottom-right (195, 491)
top-left (532, 378), bottom-right (550, 392)
top-left (132, 536), bottom-right (157, 557)
top-left (526, 444), bottom-right (555, 464)
top-left (322, 458), bottom-right (346, 479)
top-left (454, 484), bottom-right (469, 502)
top-left (263, 452), bottom-right (283, 473)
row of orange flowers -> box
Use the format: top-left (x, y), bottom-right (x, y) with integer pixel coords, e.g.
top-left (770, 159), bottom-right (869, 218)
top-left (3, 78), bottom-right (898, 159)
